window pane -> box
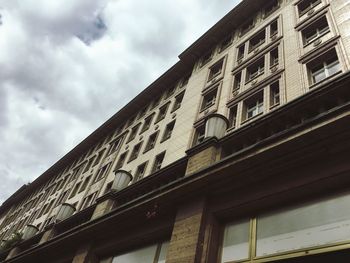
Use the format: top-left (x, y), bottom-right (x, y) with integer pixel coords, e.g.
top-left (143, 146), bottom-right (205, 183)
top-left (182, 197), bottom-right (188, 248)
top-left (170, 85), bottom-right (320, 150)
top-left (256, 192), bottom-right (350, 257)
top-left (221, 220), bottom-right (250, 262)
top-left (312, 69), bottom-right (326, 83)
top-left (327, 61), bottom-right (340, 76)
top-left (112, 245), bottom-right (158, 263)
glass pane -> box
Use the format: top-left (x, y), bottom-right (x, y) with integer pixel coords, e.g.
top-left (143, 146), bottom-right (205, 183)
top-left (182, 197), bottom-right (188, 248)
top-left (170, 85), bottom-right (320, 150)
top-left (157, 241), bottom-right (169, 263)
top-left (327, 61), bottom-right (340, 76)
top-left (256, 192), bottom-right (350, 257)
top-left (112, 244), bottom-right (158, 263)
top-left (221, 220), bottom-right (250, 262)
top-left (312, 69), bottom-right (326, 83)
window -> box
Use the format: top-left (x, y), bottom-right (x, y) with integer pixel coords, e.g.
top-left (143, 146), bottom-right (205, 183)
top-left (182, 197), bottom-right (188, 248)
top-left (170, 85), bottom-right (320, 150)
top-left (104, 181), bottom-right (113, 194)
top-left (69, 182), bottom-right (82, 198)
top-left (140, 114), bottom-right (155, 133)
top-left (193, 126), bottom-right (205, 146)
top-left (229, 106), bottom-right (238, 129)
top-left (81, 192), bottom-right (97, 210)
top-left (201, 88), bottom-right (218, 111)
top-left (200, 50), bottom-right (213, 67)
top-left (172, 92), bottom-right (184, 112)
top-left (180, 73), bottom-right (191, 88)
top-left (155, 103), bottom-right (169, 123)
top-left (219, 35), bottom-right (233, 52)
top-left (162, 120), bottom-right (176, 142)
top-left (298, 0), bottom-right (321, 16)
top-left (127, 115), bottom-right (136, 127)
top-left (70, 164), bottom-right (84, 182)
top-left (246, 57), bottom-right (265, 82)
top-left (95, 163), bottom-right (111, 182)
top-left (270, 82), bottom-right (280, 107)
top-left (127, 123), bottom-right (141, 142)
top-left (243, 92), bottom-right (264, 121)
top-left (57, 190), bottom-right (69, 206)
top-left (307, 49), bottom-right (341, 85)
top-left (302, 16), bottom-right (329, 45)
top-left (78, 176), bottom-right (91, 193)
top-left (165, 86), bottom-right (176, 99)
top-left (152, 152), bottom-right (166, 173)
top-left (129, 142), bottom-right (143, 162)
top-left (233, 72), bottom-right (242, 93)
top-left (264, 0), bottom-right (279, 17)
top-left (138, 106), bottom-right (148, 119)
top-left (151, 96), bottom-right (162, 109)
top-left (115, 151), bottom-right (128, 170)
top-left (270, 48), bottom-right (279, 67)
top-left (83, 156), bottom-right (95, 173)
top-left (249, 29), bottom-right (266, 52)
top-left (144, 131), bottom-right (159, 152)
top-left (270, 20), bottom-right (278, 37)
top-left (108, 137), bottom-right (122, 155)
top-left (208, 59), bottom-right (224, 81)
top-left (93, 149), bottom-right (105, 167)
top-left (240, 19), bottom-right (254, 35)
top-left (134, 162), bottom-right (148, 182)
top-left (237, 45), bottom-right (245, 61)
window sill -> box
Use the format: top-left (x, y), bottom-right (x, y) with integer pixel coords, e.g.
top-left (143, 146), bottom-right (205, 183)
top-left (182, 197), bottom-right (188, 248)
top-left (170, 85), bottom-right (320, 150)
top-left (160, 136), bottom-right (171, 144)
top-left (241, 112), bottom-right (264, 125)
top-left (199, 103), bottom-right (215, 113)
top-left (269, 102), bottom-right (280, 110)
top-left (248, 42), bottom-right (265, 54)
top-left (245, 72), bottom-right (264, 85)
top-left (303, 30), bottom-right (330, 48)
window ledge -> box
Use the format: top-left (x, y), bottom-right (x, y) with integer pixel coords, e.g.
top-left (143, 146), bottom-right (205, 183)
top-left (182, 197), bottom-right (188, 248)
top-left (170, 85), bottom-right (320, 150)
top-left (303, 30), bottom-right (330, 48)
top-left (245, 72), bottom-right (264, 85)
top-left (241, 112), bottom-right (264, 125)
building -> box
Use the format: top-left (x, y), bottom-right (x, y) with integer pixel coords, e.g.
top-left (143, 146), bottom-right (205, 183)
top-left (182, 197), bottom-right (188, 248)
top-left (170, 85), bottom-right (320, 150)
top-left (1, 0), bottom-right (350, 262)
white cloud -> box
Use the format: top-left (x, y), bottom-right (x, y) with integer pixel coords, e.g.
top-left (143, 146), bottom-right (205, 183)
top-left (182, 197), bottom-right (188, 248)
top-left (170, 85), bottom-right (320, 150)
top-left (0, 0), bottom-right (239, 203)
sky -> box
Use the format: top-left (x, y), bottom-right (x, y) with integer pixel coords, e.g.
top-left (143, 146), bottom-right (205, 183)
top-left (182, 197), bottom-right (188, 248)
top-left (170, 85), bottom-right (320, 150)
top-left (0, 0), bottom-right (240, 204)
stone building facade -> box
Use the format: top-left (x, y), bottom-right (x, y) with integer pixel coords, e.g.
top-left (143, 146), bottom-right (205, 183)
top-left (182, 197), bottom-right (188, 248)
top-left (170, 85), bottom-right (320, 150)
top-left (1, 0), bottom-right (350, 262)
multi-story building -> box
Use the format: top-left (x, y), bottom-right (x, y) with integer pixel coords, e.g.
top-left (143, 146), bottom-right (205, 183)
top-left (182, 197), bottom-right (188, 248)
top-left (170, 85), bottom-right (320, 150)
top-left (1, 0), bottom-right (350, 262)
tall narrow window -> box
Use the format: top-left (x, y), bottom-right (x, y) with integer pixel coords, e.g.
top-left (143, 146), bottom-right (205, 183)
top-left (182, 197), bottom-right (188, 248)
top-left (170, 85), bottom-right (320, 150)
top-left (155, 103), bottom-right (169, 123)
top-left (165, 86), bottom-right (176, 99)
top-left (243, 92), bottom-right (264, 121)
top-left (219, 35), bottom-right (233, 52)
top-left (193, 126), bottom-right (205, 146)
top-left (108, 137), bottom-right (122, 155)
top-left (115, 151), bottom-right (128, 170)
top-left (270, 48), bottom-right (279, 67)
top-left (200, 50), bottom-right (213, 67)
top-left (270, 82), bottom-right (280, 107)
top-left (127, 123), bottom-right (141, 142)
top-left (83, 156), bottom-right (96, 173)
top-left (93, 149), bottom-right (106, 167)
top-left (208, 59), bottom-right (224, 81)
top-left (69, 182), bottom-right (82, 198)
top-left (162, 120), bottom-right (176, 142)
top-left (172, 92), bottom-right (185, 112)
top-left (237, 45), bottom-right (245, 61)
top-left (152, 152), bottom-right (166, 173)
top-left (95, 163), bottom-right (111, 182)
top-left (134, 162), bottom-right (148, 182)
top-left (138, 106), bottom-right (148, 119)
top-left (78, 176), bottom-right (91, 193)
top-left (201, 88), bottom-right (218, 111)
top-left (307, 49), bottom-right (340, 85)
top-left (233, 72), bottom-right (242, 93)
top-left (240, 19), bottom-right (254, 35)
top-left (144, 131), bottom-right (159, 152)
top-left (140, 113), bottom-right (155, 133)
top-left (229, 106), bottom-right (238, 129)
top-left (270, 20), bottom-right (278, 37)
top-left (129, 142), bottom-right (143, 162)
top-left (180, 73), bottom-right (191, 88)
top-left (264, 0), bottom-right (279, 17)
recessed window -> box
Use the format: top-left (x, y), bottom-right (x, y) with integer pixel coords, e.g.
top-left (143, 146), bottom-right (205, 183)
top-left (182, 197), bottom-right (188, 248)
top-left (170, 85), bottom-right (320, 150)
top-left (264, 0), bottom-right (279, 17)
top-left (298, 0), bottom-right (321, 16)
top-left (115, 151), bottom-right (128, 170)
top-left (165, 86), bottom-right (176, 99)
top-left (237, 45), bottom-right (245, 61)
top-left (129, 142), bottom-right (143, 162)
top-left (83, 156), bottom-right (95, 173)
top-left (208, 59), bottom-right (224, 81)
top-left (270, 48), bottom-right (279, 67)
top-left (246, 57), bottom-right (265, 82)
top-left (270, 81), bottom-right (280, 107)
top-left (302, 16), bottom-right (329, 45)
top-left (219, 35), bottom-right (233, 52)
top-left (152, 151), bottom-right (166, 173)
top-left (201, 88), bottom-right (218, 111)
top-left (134, 162), bottom-right (148, 182)
top-left (180, 73), bottom-right (191, 88)
top-left (270, 20), bottom-right (278, 37)
top-left (127, 123), bottom-right (141, 142)
top-left (127, 115), bottom-right (136, 127)
top-left (93, 149), bottom-right (106, 167)
top-left (95, 163), bottom-right (111, 182)
top-left (307, 49), bottom-right (341, 85)
top-left (140, 113), bottom-right (155, 133)
top-left (229, 106), bottom-right (238, 129)
top-left (200, 50), bottom-right (213, 67)
top-left (69, 182), bottom-right (82, 198)
top-left (172, 92), bottom-right (184, 112)
top-left (249, 30), bottom-right (266, 52)
top-left (144, 131), bottom-right (159, 152)
top-left (193, 125), bottom-right (205, 146)
top-left (151, 96), bottom-right (162, 109)
top-left (240, 19), bottom-right (254, 36)
top-left (138, 106), bottom-right (148, 119)
top-left (155, 103), bottom-right (169, 123)
top-left (78, 176), bottom-right (91, 193)
top-left (243, 92), bottom-right (264, 121)
top-left (233, 72), bottom-right (242, 93)
top-left (162, 120), bottom-right (176, 142)
top-left (108, 137), bottom-right (122, 155)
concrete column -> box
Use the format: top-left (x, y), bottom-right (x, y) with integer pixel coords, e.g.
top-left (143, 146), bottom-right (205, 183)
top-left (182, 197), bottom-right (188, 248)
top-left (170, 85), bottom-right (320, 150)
top-left (72, 244), bottom-right (98, 263)
top-left (165, 198), bottom-right (207, 263)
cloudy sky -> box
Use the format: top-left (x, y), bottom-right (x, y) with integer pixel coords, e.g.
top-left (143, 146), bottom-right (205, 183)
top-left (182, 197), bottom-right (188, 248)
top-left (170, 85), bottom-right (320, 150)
top-left (0, 0), bottom-right (240, 204)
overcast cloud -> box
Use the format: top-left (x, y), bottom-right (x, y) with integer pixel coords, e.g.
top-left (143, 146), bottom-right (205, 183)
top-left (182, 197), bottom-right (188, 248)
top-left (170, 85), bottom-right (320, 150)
top-left (0, 0), bottom-right (239, 204)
